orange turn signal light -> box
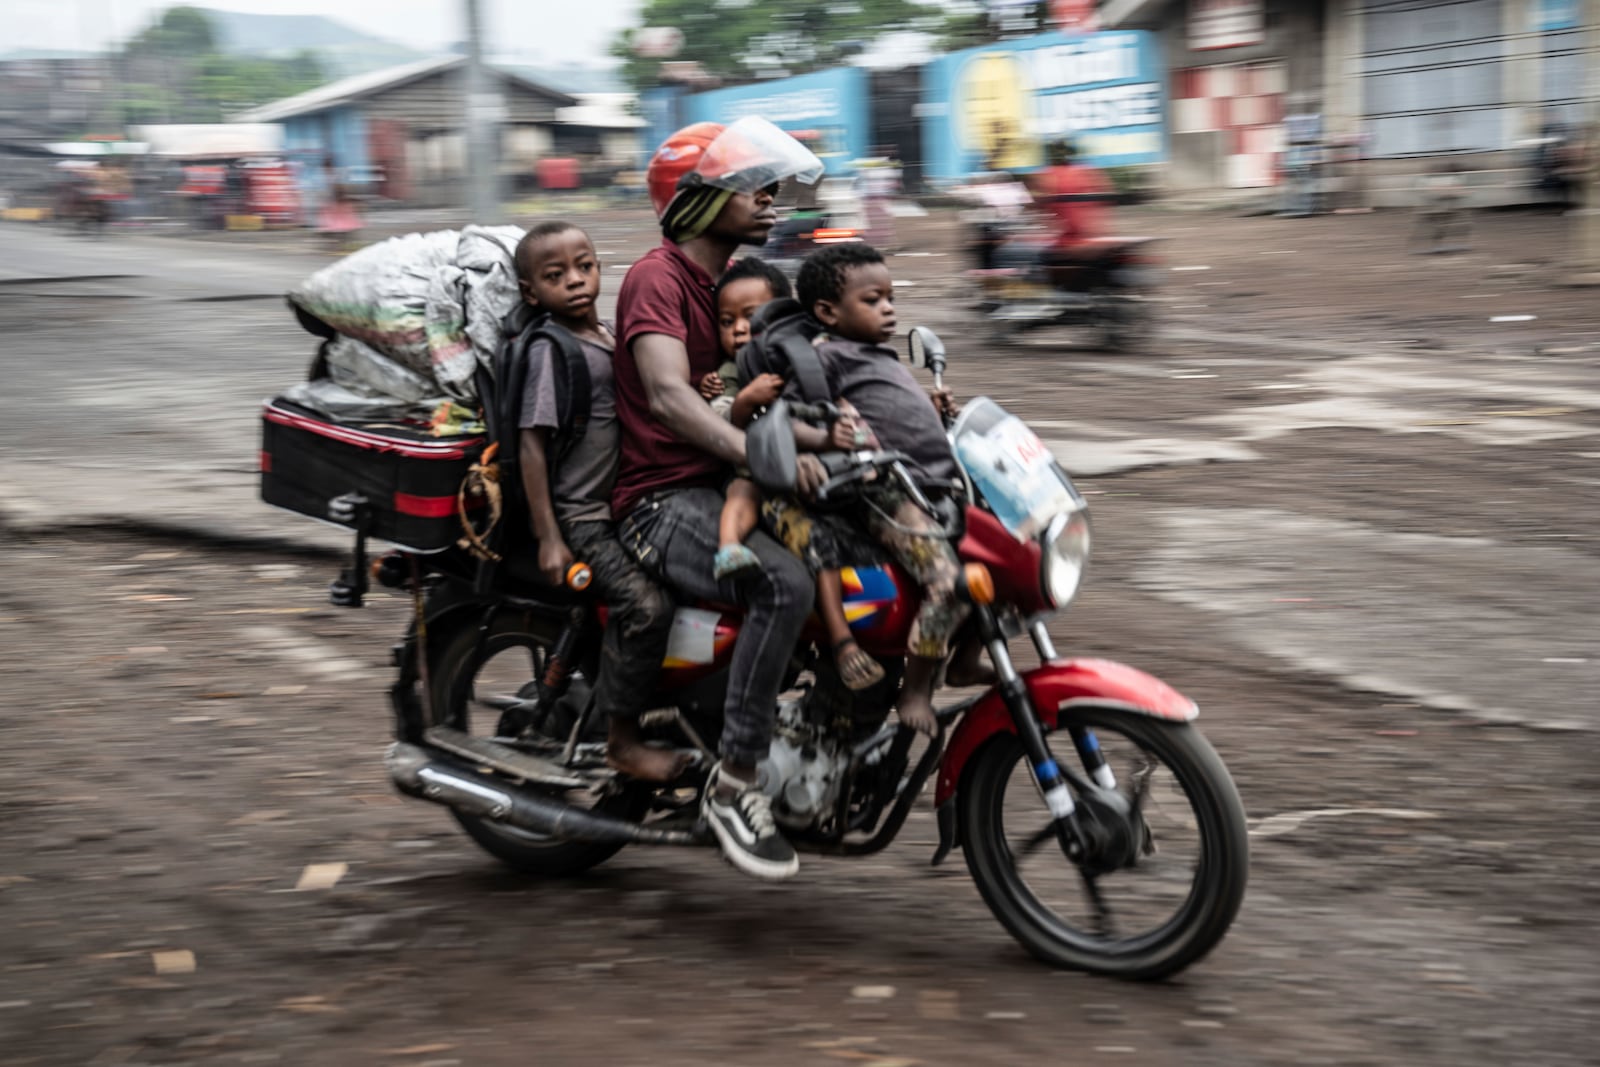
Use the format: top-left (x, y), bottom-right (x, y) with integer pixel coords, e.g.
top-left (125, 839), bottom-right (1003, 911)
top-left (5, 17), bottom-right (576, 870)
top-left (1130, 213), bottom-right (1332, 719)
top-left (962, 563), bottom-right (995, 606)
top-left (566, 562), bottom-right (593, 592)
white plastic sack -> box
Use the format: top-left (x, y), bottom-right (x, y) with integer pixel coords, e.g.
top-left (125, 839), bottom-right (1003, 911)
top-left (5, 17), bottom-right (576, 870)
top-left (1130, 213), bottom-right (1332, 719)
top-left (281, 379), bottom-right (430, 423)
top-left (288, 225), bottom-right (525, 401)
top-left (457, 225), bottom-right (526, 378)
top-left (323, 335), bottom-right (442, 405)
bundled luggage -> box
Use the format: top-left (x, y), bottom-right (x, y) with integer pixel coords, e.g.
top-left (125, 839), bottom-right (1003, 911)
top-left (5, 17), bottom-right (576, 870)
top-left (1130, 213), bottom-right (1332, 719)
top-left (286, 225), bottom-right (525, 402)
top-left (261, 226), bottom-right (527, 558)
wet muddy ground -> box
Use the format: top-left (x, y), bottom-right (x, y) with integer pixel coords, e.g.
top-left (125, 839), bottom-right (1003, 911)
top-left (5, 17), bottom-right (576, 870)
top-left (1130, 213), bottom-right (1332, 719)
top-left (2, 206), bottom-right (1598, 1065)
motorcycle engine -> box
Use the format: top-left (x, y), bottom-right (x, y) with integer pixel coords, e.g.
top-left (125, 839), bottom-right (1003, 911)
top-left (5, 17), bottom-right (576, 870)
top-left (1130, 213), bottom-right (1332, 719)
top-left (757, 698), bottom-right (850, 831)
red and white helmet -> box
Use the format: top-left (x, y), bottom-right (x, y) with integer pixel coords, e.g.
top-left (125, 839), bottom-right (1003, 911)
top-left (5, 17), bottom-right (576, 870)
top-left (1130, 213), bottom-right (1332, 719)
top-left (646, 116), bottom-right (824, 221)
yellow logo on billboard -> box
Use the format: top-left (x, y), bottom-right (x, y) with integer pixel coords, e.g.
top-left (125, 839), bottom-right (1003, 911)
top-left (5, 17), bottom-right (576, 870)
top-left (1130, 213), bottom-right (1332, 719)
top-left (957, 51), bottom-right (1039, 171)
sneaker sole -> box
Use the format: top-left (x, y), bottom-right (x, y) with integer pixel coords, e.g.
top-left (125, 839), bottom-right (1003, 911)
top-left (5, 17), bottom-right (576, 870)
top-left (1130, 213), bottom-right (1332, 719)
top-left (703, 807), bottom-right (800, 881)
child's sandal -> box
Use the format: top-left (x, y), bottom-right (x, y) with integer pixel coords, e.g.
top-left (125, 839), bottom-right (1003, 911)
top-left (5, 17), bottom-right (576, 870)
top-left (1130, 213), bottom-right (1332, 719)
top-left (713, 544), bottom-right (761, 581)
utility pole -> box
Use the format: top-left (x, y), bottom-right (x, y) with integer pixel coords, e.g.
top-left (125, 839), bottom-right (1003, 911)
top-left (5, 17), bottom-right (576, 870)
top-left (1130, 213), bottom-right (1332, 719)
top-left (463, 0), bottom-right (501, 223)
top-left (1575, 0), bottom-right (1600, 284)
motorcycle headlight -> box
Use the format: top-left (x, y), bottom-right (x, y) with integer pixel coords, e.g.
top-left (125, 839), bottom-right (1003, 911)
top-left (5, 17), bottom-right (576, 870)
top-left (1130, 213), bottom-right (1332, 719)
top-left (1041, 509), bottom-right (1092, 609)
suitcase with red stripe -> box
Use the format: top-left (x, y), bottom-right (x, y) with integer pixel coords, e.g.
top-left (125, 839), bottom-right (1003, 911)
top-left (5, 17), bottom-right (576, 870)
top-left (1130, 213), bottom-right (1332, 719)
top-left (260, 397), bottom-right (484, 553)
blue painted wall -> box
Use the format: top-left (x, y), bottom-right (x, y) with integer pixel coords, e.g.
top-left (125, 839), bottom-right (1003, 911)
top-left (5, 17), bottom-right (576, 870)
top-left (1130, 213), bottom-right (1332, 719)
top-left (683, 67), bottom-right (870, 176)
top-left (639, 85), bottom-right (685, 160)
top-left (281, 107), bottom-right (371, 172)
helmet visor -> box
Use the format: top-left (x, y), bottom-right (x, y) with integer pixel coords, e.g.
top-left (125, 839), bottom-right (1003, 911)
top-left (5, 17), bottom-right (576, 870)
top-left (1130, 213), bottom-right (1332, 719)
top-left (692, 116), bottom-right (824, 196)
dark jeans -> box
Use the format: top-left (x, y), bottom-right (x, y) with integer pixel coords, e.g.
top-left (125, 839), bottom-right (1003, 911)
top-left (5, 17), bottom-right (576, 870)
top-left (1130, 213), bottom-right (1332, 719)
top-left (619, 487), bottom-right (814, 765)
top-left (563, 519), bottom-right (674, 723)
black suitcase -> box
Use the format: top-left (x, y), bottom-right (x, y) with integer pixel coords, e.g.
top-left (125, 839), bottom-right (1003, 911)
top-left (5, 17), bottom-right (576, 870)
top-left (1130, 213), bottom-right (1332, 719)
top-left (260, 397), bottom-right (485, 554)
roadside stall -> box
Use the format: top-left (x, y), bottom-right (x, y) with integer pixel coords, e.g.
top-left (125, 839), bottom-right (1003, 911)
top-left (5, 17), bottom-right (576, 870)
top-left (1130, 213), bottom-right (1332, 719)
top-left (132, 124), bottom-right (299, 229)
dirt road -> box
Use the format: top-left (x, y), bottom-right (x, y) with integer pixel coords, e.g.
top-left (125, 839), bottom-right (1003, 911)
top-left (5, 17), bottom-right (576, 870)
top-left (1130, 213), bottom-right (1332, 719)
top-left (2, 206), bottom-right (1597, 1065)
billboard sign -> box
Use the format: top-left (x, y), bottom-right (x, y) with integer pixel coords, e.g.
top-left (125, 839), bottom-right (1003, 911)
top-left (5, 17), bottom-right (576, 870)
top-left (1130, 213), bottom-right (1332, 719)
top-left (920, 29), bottom-right (1164, 180)
top-left (682, 67), bottom-right (869, 176)
top-left (1189, 0), bottom-right (1266, 51)
top-left (1534, 0), bottom-right (1579, 31)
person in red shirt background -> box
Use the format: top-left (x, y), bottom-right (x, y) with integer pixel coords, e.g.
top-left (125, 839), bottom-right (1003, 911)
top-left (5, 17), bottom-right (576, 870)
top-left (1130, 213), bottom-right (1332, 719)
top-left (1036, 138), bottom-right (1112, 262)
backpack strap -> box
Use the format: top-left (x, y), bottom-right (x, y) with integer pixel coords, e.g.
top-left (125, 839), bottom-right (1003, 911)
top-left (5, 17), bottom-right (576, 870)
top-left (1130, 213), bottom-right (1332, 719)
top-left (489, 307), bottom-right (594, 455)
top-left (530, 319), bottom-right (592, 448)
top-left (739, 299), bottom-right (831, 404)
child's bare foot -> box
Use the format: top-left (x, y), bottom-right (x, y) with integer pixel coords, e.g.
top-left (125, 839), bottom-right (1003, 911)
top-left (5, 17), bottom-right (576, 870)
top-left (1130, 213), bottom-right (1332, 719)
top-left (834, 638), bottom-right (885, 691)
top-left (945, 634), bottom-right (996, 688)
top-left (897, 653), bottom-right (942, 736)
top-left (896, 689), bottom-right (938, 736)
top-left (606, 719), bottom-right (695, 782)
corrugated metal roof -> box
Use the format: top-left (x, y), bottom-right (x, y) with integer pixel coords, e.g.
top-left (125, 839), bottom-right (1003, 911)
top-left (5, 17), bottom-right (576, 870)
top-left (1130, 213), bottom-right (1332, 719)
top-left (230, 55), bottom-right (578, 124)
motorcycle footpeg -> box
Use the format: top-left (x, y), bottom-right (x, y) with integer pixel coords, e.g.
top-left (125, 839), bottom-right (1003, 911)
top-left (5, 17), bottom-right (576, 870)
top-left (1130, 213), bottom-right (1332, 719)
top-left (423, 725), bottom-right (584, 789)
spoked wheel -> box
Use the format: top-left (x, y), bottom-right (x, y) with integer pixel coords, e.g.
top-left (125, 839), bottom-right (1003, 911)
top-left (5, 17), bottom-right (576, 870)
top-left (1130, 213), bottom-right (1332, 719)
top-left (425, 611), bottom-right (646, 877)
top-left (959, 708), bottom-right (1247, 979)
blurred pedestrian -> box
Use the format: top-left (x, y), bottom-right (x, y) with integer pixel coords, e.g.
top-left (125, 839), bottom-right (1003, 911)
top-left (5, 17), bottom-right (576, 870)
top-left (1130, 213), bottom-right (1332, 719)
top-left (1412, 161), bottom-right (1471, 255)
top-left (855, 151), bottom-right (901, 250)
top-left (317, 155), bottom-right (363, 252)
top-left (1534, 114), bottom-right (1579, 212)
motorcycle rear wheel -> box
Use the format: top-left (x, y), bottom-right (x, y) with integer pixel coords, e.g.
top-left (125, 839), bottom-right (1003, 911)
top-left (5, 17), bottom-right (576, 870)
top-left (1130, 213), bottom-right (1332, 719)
top-left (958, 709), bottom-right (1248, 980)
top-left (426, 610), bottom-right (646, 877)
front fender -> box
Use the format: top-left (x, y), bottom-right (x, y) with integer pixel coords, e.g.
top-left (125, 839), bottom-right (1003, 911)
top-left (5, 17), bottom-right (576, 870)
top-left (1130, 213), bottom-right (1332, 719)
top-left (934, 658), bottom-right (1196, 806)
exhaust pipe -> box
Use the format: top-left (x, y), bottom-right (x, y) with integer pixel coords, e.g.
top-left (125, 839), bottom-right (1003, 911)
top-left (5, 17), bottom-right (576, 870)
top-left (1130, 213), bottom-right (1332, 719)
top-left (386, 743), bottom-right (703, 846)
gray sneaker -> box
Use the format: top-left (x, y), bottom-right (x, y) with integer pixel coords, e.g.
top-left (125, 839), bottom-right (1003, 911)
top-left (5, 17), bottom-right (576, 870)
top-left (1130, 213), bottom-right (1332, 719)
top-left (702, 765), bottom-right (799, 881)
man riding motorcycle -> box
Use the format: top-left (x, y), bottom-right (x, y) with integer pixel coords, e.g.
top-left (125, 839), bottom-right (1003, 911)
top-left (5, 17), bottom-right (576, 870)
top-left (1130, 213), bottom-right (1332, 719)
top-left (1034, 138), bottom-right (1114, 269)
top-left (610, 118), bottom-right (831, 880)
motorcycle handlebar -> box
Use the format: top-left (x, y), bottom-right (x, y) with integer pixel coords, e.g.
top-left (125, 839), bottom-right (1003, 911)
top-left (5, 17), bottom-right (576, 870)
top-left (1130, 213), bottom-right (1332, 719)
top-left (787, 400), bottom-right (842, 426)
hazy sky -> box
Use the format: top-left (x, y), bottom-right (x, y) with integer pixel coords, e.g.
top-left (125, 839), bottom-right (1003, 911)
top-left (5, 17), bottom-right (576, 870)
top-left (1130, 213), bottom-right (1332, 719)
top-left (8, 0), bottom-right (641, 65)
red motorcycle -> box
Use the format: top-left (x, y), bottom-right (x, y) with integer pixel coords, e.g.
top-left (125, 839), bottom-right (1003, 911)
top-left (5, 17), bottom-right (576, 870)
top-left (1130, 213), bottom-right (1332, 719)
top-left (372, 328), bottom-right (1247, 980)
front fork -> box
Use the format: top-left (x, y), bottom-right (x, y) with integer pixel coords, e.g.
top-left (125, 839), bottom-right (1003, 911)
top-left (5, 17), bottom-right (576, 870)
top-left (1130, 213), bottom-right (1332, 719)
top-left (975, 607), bottom-right (1116, 857)
top-left (1027, 620), bottom-right (1116, 792)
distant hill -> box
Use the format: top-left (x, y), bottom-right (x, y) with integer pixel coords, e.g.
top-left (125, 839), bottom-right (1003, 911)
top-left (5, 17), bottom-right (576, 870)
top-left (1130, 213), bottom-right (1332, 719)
top-left (196, 8), bottom-right (428, 80)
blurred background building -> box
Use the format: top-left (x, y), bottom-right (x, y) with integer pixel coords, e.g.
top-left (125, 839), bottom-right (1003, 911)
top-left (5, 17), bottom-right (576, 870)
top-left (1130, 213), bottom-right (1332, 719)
top-left (1102, 0), bottom-right (1589, 206)
top-left (1, 0), bottom-right (1594, 217)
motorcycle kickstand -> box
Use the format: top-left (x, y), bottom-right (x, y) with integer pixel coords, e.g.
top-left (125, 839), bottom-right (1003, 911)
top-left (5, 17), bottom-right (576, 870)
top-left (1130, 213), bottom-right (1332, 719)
top-left (560, 690), bottom-right (598, 768)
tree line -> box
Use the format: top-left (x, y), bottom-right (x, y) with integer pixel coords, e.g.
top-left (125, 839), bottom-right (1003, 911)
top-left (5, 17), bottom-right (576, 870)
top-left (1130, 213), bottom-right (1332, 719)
top-left (115, 6), bottom-right (324, 125)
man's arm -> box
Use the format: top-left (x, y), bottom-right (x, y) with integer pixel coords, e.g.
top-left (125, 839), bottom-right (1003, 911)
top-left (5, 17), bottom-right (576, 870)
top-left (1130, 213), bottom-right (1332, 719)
top-left (633, 333), bottom-right (746, 466)
top-left (636, 332), bottom-right (827, 495)
top-left (519, 428), bottom-right (574, 585)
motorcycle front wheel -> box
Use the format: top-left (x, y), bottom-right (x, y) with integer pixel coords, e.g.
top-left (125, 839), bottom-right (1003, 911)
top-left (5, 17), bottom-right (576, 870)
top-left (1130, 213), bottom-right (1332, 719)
top-left (425, 610), bottom-right (647, 877)
top-left (958, 708), bottom-right (1248, 980)
top-left (1095, 289), bottom-right (1157, 353)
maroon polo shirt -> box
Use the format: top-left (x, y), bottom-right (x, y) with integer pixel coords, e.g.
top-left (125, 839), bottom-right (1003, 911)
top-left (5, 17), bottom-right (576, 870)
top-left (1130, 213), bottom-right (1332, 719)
top-left (611, 239), bottom-right (730, 519)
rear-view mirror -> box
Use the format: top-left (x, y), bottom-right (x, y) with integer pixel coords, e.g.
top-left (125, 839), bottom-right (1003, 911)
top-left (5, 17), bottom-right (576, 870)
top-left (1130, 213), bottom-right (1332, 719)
top-left (907, 326), bottom-right (946, 375)
top-left (746, 398), bottom-right (798, 494)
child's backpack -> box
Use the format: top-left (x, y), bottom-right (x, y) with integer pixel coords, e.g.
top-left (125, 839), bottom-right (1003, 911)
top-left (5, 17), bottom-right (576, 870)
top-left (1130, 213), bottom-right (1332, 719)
top-left (469, 305), bottom-right (593, 564)
top-left (736, 297), bottom-right (831, 404)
